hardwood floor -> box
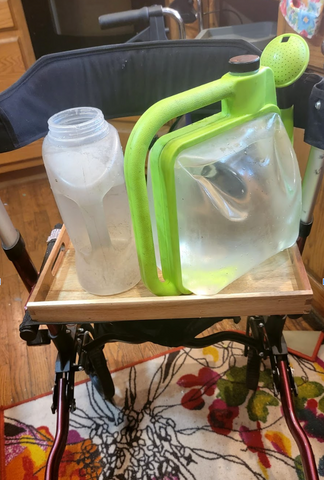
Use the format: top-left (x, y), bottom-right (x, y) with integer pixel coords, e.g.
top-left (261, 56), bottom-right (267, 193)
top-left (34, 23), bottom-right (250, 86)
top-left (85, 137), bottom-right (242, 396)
top-left (0, 170), bottom-right (323, 407)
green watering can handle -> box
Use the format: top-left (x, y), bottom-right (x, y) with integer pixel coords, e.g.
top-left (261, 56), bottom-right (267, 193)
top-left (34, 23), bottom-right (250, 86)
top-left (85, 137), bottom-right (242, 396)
top-left (124, 77), bottom-right (235, 296)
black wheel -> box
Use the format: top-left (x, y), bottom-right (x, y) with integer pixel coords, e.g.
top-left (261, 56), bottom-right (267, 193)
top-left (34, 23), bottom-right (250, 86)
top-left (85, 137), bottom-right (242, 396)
top-left (82, 328), bottom-right (115, 402)
top-left (246, 347), bottom-right (261, 391)
top-left (89, 370), bottom-right (115, 402)
top-left (86, 346), bottom-right (115, 402)
top-left (245, 317), bottom-right (263, 391)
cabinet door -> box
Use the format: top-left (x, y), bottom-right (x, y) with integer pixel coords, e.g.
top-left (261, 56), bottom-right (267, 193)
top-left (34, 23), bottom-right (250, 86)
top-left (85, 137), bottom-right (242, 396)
top-left (0, 35), bottom-right (43, 173)
top-left (0, 36), bottom-right (26, 92)
top-left (0, 0), bottom-right (44, 173)
top-left (0, 43), bottom-right (43, 171)
top-left (0, 0), bottom-right (14, 30)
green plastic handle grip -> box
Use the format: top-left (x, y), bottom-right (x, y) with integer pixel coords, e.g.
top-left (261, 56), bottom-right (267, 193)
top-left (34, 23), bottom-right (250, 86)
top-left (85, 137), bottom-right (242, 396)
top-left (280, 106), bottom-right (294, 143)
top-left (124, 77), bottom-right (235, 296)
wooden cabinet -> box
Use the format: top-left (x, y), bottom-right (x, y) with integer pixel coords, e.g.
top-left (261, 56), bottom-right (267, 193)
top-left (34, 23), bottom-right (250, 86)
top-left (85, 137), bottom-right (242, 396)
top-left (0, 36), bottom-right (26, 91)
top-left (0, 0), bottom-right (43, 174)
top-left (0, 0), bottom-right (14, 30)
top-left (277, 11), bottom-right (324, 316)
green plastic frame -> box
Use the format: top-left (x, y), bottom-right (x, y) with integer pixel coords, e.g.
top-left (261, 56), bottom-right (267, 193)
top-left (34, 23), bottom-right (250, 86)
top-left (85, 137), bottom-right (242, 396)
top-left (124, 66), bottom-right (279, 296)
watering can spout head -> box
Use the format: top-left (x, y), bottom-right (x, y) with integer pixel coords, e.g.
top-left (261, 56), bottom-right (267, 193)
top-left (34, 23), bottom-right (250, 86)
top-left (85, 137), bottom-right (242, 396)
top-left (260, 33), bottom-right (309, 89)
top-left (228, 54), bottom-right (260, 75)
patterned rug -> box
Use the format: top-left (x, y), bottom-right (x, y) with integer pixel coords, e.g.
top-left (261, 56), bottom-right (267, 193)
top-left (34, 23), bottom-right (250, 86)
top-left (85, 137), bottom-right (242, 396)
top-left (1, 342), bottom-right (324, 480)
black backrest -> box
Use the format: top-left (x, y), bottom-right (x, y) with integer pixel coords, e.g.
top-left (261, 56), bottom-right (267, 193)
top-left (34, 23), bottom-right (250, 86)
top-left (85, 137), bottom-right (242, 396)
top-left (0, 39), bottom-right (261, 153)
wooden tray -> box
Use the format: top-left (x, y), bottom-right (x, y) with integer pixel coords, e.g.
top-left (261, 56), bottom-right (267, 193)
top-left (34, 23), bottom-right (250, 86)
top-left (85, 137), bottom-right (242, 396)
top-left (27, 226), bottom-right (313, 323)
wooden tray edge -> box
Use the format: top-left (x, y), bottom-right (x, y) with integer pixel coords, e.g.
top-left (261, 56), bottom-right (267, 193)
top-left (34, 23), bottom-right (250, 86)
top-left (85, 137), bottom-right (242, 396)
top-left (29, 225), bottom-right (70, 303)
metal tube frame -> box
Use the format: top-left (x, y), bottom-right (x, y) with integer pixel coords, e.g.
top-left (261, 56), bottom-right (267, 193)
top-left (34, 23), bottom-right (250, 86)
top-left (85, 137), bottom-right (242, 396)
top-left (45, 376), bottom-right (70, 480)
top-left (162, 7), bottom-right (186, 39)
top-left (196, 0), bottom-right (204, 32)
top-left (278, 358), bottom-right (319, 480)
top-left (298, 146), bottom-right (324, 253)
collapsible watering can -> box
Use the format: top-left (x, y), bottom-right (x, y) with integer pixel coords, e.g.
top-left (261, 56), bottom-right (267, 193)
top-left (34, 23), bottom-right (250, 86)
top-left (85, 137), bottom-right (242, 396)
top-left (124, 54), bottom-right (302, 296)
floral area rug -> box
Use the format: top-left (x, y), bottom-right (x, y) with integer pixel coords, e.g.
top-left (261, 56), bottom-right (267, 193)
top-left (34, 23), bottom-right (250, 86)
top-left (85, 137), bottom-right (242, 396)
top-left (1, 342), bottom-right (324, 480)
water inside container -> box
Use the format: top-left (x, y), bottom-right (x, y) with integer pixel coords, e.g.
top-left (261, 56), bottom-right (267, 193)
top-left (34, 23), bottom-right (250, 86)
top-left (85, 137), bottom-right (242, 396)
top-left (174, 113), bottom-right (301, 294)
top-left (148, 113), bottom-right (301, 295)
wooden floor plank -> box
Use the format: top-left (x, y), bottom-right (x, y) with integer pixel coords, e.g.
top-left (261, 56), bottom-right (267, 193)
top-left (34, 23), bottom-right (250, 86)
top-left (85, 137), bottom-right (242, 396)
top-left (0, 279), bottom-right (12, 405)
top-left (5, 275), bottom-right (32, 403)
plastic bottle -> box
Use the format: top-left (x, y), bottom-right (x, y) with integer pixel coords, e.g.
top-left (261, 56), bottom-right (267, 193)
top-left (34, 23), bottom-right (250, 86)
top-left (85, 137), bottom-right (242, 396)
top-left (42, 106), bottom-right (140, 295)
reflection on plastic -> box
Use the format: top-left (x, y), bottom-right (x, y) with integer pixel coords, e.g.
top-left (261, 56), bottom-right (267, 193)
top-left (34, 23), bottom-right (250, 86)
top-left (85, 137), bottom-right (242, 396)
top-left (149, 113), bottom-right (301, 295)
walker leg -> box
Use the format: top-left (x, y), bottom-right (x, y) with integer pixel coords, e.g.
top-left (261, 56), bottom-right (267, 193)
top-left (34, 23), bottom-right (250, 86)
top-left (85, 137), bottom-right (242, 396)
top-left (278, 358), bottom-right (319, 480)
top-left (45, 375), bottom-right (70, 480)
top-left (44, 326), bottom-right (78, 479)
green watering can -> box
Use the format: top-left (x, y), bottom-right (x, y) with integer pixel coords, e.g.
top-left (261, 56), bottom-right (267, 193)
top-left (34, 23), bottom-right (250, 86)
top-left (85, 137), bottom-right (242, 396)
top-left (124, 53), bottom-right (302, 297)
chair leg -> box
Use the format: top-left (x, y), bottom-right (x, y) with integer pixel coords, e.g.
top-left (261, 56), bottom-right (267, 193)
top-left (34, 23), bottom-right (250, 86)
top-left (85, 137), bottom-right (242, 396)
top-left (278, 357), bottom-right (319, 480)
top-left (45, 375), bottom-right (70, 480)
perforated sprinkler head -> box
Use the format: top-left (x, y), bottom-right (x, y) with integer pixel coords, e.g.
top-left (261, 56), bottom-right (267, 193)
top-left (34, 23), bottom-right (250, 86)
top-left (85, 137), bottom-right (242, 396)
top-left (260, 33), bottom-right (309, 88)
